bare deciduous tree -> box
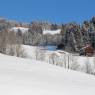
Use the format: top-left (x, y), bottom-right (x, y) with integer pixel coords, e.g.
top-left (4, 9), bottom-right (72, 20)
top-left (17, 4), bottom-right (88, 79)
top-left (49, 53), bottom-right (59, 65)
top-left (35, 46), bottom-right (46, 61)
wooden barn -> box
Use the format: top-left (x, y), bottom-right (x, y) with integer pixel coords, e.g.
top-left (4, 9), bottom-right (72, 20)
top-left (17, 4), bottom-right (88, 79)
top-left (79, 45), bottom-right (94, 57)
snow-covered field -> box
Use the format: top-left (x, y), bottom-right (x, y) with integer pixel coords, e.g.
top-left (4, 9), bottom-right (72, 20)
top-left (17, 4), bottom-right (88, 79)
top-left (23, 45), bottom-right (95, 74)
top-left (0, 53), bottom-right (95, 95)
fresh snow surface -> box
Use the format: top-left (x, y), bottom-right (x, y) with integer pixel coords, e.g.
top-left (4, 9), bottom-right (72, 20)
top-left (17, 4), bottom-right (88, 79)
top-left (0, 53), bottom-right (95, 95)
top-left (43, 29), bottom-right (61, 35)
top-left (23, 45), bottom-right (95, 73)
top-left (10, 27), bottom-right (29, 32)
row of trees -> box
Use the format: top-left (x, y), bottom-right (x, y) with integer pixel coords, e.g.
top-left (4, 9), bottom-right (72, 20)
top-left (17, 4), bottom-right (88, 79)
top-left (60, 17), bottom-right (95, 52)
top-left (0, 29), bottom-right (26, 57)
top-left (0, 17), bottom-right (95, 53)
top-left (26, 17), bottom-right (95, 52)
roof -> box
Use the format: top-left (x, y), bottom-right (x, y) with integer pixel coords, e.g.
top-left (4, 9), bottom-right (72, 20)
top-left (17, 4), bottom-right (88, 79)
top-left (43, 29), bottom-right (61, 35)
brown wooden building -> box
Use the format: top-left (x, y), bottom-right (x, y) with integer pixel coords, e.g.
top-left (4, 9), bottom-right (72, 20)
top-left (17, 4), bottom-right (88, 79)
top-left (79, 45), bottom-right (94, 57)
top-left (85, 46), bottom-right (94, 56)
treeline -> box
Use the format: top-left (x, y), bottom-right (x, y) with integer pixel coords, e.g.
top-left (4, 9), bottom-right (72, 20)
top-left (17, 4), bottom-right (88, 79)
top-left (0, 17), bottom-right (95, 54)
top-left (61, 17), bottom-right (95, 52)
top-left (0, 29), bottom-right (26, 57)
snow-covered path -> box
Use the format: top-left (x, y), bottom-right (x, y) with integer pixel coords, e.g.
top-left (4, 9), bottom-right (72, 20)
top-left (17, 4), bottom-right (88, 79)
top-left (0, 54), bottom-right (95, 95)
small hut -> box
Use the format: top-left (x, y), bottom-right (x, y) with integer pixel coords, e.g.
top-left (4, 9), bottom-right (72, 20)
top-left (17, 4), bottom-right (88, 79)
top-left (85, 46), bottom-right (94, 56)
top-left (79, 45), bottom-right (94, 57)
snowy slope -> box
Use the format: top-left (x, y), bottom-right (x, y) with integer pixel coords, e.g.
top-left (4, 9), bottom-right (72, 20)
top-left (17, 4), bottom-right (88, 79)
top-left (23, 45), bottom-right (68, 59)
top-left (22, 45), bottom-right (95, 74)
top-left (43, 29), bottom-right (61, 35)
top-left (0, 53), bottom-right (95, 95)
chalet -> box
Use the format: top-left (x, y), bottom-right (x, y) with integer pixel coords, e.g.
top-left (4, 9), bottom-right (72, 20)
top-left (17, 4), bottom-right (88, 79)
top-left (85, 46), bottom-right (94, 56)
top-left (79, 45), bottom-right (94, 57)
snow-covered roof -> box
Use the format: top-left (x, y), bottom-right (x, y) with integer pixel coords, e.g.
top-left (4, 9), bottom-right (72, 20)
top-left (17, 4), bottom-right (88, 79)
top-left (43, 29), bottom-right (61, 35)
top-left (11, 27), bottom-right (29, 33)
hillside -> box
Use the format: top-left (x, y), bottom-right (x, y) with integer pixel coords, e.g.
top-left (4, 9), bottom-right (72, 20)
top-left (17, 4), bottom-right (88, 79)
top-left (0, 53), bottom-right (95, 95)
top-left (23, 45), bottom-right (95, 74)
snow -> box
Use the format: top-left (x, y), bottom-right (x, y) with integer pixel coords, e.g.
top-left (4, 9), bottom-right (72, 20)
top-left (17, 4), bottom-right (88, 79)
top-left (22, 45), bottom-right (95, 73)
top-left (43, 29), bottom-right (61, 35)
top-left (23, 45), bottom-right (68, 58)
top-left (11, 27), bottom-right (61, 35)
top-left (0, 53), bottom-right (95, 95)
top-left (23, 45), bottom-right (38, 59)
top-left (10, 27), bottom-right (29, 32)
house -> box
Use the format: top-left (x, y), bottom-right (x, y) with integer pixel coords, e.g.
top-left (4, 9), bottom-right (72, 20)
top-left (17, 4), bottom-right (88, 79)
top-left (85, 46), bottom-right (94, 56)
top-left (79, 45), bottom-right (94, 57)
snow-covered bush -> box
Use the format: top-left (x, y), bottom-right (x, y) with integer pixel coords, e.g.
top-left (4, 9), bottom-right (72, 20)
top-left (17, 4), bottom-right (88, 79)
top-left (15, 45), bottom-right (26, 58)
top-left (70, 56), bottom-right (80, 70)
top-left (49, 53), bottom-right (59, 65)
top-left (6, 44), bottom-right (27, 58)
top-left (35, 46), bottom-right (46, 61)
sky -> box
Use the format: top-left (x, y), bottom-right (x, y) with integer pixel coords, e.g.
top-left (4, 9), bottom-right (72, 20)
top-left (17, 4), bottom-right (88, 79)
top-left (0, 0), bottom-right (95, 24)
